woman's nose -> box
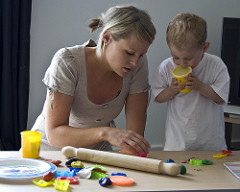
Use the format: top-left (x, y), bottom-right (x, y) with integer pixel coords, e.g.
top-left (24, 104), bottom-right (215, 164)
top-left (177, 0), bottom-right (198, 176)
top-left (130, 57), bottom-right (140, 67)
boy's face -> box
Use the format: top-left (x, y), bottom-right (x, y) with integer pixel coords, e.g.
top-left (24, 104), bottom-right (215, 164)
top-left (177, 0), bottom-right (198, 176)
top-left (169, 43), bottom-right (209, 68)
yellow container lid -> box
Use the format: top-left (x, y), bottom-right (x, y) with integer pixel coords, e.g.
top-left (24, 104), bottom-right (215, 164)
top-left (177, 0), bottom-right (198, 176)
top-left (172, 66), bottom-right (192, 78)
top-left (21, 130), bottom-right (41, 136)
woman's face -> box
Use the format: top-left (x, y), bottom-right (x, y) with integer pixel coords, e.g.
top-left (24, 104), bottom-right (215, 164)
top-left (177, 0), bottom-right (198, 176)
top-left (104, 32), bottom-right (150, 77)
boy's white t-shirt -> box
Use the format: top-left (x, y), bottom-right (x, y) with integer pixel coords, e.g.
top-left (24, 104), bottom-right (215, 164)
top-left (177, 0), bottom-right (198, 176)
top-left (151, 53), bottom-right (230, 151)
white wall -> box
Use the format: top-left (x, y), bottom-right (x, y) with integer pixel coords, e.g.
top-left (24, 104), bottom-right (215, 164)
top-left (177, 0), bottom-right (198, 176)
top-left (28, 0), bottom-right (240, 150)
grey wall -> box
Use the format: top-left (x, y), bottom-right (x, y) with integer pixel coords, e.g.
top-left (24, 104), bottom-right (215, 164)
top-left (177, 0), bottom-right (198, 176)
top-left (28, 0), bottom-right (240, 150)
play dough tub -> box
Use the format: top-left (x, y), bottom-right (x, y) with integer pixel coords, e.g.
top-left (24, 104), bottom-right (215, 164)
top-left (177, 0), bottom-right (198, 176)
top-left (172, 66), bottom-right (192, 93)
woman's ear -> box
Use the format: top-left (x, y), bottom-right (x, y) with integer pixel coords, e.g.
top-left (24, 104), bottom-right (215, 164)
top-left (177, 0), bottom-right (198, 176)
top-left (102, 30), bottom-right (112, 44)
top-left (203, 42), bottom-right (210, 52)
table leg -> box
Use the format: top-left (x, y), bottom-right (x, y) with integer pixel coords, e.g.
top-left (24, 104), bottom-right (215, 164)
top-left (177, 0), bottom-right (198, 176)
top-left (225, 114), bottom-right (232, 149)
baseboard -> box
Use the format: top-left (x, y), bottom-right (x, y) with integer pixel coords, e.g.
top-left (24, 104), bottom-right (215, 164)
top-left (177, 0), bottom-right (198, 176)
top-left (149, 144), bottom-right (163, 151)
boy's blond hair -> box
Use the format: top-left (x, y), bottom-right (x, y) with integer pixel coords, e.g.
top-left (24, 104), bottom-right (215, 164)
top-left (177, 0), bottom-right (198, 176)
top-left (166, 13), bottom-right (207, 49)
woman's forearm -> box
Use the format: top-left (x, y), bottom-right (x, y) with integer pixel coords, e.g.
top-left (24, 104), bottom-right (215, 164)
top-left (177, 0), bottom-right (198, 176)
top-left (45, 125), bottom-right (111, 148)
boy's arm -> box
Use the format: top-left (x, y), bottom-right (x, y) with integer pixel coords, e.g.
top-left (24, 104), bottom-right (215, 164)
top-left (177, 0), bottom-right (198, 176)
top-left (154, 78), bottom-right (183, 103)
top-left (185, 73), bottom-right (225, 103)
top-left (197, 83), bottom-right (224, 103)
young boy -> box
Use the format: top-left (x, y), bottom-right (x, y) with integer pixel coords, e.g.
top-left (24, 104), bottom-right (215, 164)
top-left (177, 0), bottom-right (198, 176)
top-left (151, 13), bottom-right (230, 151)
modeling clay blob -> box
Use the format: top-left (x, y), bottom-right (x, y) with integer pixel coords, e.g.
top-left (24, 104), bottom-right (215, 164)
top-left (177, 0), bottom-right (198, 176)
top-left (166, 158), bottom-right (175, 163)
top-left (89, 165), bottom-right (106, 172)
top-left (99, 177), bottom-right (112, 187)
top-left (44, 159), bottom-right (62, 166)
top-left (43, 171), bottom-right (55, 181)
top-left (110, 175), bottom-right (134, 186)
top-left (71, 161), bottom-right (83, 168)
top-left (136, 150), bottom-right (147, 157)
top-left (65, 158), bottom-right (80, 168)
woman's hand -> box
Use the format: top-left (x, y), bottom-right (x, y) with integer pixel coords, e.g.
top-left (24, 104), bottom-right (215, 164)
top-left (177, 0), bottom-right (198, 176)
top-left (104, 128), bottom-right (151, 155)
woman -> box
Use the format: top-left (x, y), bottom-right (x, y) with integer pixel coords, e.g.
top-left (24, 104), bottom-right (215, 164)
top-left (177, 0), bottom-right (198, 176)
top-left (31, 5), bottom-right (156, 155)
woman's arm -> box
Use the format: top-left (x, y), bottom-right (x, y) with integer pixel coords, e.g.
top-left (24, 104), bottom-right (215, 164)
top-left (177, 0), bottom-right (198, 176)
top-left (44, 90), bottom-right (108, 148)
top-left (44, 90), bottom-right (150, 154)
top-left (124, 92), bottom-right (151, 154)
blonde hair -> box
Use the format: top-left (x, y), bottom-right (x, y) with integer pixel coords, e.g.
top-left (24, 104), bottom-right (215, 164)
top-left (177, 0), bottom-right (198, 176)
top-left (88, 5), bottom-right (156, 54)
top-left (166, 13), bottom-right (207, 49)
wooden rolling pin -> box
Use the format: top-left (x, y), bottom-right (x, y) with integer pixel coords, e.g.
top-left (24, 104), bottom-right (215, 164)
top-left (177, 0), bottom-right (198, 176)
top-left (62, 146), bottom-right (180, 176)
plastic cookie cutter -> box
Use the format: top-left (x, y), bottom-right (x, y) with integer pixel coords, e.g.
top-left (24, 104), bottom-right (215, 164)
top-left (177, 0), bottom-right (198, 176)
top-left (213, 150), bottom-right (232, 159)
top-left (221, 150), bottom-right (232, 154)
top-left (56, 176), bottom-right (79, 184)
top-left (54, 180), bottom-right (70, 191)
top-left (189, 158), bottom-right (203, 166)
top-left (189, 158), bottom-right (213, 165)
top-left (69, 167), bottom-right (83, 173)
top-left (32, 179), bottom-right (55, 187)
top-left (213, 153), bottom-right (228, 159)
top-left (55, 170), bottom-right (76, 177)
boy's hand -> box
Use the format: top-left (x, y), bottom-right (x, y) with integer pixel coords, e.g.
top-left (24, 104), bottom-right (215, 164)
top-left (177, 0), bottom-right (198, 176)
top-left (170, 78), bottom-right (185, 93)
top-left (184, 73), bottom-right (204, 91)
top-left (184, 73), bottom-right (224, 103)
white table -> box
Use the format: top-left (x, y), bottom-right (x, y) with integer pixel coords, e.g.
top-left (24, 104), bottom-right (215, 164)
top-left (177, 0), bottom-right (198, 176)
top-left (0, 150), bottom-right (240, 191)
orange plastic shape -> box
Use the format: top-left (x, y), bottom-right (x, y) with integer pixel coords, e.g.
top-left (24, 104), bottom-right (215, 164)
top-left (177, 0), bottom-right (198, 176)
top-left (110, 176), bottom-right (134, 186)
